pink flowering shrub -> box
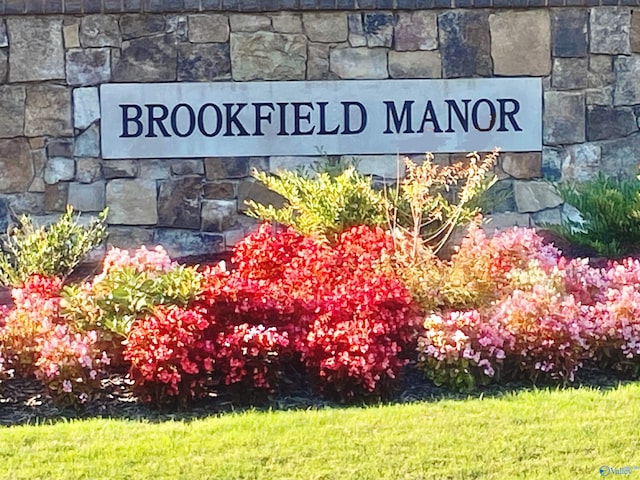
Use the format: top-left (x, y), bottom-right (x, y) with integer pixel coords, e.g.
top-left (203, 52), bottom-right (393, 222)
top-left (417, 310), bottom-right (508, 390)
top-left (35, 325), bottom-right (109, 407)
top-left (418, 226), bottom-right (640, 390)
top-left (491, 287), bottom-right (586, 383)
top-left (197, 223), bottom-right (419, 400)
top-left (0, 275), bottom-right (108, 406)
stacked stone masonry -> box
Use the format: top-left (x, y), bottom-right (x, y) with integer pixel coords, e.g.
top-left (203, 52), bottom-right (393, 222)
top-left (0, 6), bottom-right (639, 255)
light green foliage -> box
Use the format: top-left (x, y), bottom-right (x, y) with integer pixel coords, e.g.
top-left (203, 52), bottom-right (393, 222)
top-left (246, 167), bottom-right (387, 240)
top-left (388, 152), bottom-right (498, 255)
top-left (0, 206), bottom-right (107, 286)
top-left (62, 265), bottom-right (201, 338)
top-left (1, 385), bottom-right (640, 479)
top-left (553, 173), bottom-right (640, 257)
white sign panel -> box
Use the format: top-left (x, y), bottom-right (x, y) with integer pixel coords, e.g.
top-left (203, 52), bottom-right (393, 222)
top-left (100, 79), bottom-right (542, 159)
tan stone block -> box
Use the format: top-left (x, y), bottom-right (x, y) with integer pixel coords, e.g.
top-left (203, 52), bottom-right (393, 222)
top-left (490, 11), bottom-right (551, 76)
top-left (271, 13), bottom-right (303, 34)
top-left (329, 47), bottom-right (388, 79)
top-left (25, 85), bottom-right (72, 137)
top-left (188, 14), bottom-right (229, 43)
top-left (632, 9), bottom-right (640, 53)
top-left (513, 181), bottom-right (562, 213)
top-left (63, 23), bottom-right (80, 49)
top-left (0, 86), bottom-right (25, 138)
top-left (388, 51), bottom-right (441, 78)
top-left (394, 11), bottom-right (438, 51)
top-left (8, 17), bottom-right (65, 82)
top-left (0, 138), bottom-right (34, 194)
top-left (229, 14), bottom-right (271, 32)
top-left (500, 153), bottom-right (542, 180)
top-left (44, 183), bottom-right (69, 212)
top-left (303, 13), bottom-right (348, 43)
top-left (106, 179), bottom-right (158, 225)
top-left (230, 32), bottom-right (306, 81)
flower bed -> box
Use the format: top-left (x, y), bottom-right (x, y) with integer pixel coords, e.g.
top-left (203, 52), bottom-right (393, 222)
top-left (2, 221), bottom-right (640, 411)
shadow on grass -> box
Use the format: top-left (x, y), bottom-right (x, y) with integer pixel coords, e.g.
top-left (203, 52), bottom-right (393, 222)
top-left (1, 364), bottom-right (637, 427)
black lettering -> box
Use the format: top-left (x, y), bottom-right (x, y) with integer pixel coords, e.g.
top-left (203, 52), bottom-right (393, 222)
top-left (170, 103), bottom-right (196, 138)
top-left (120, 104), bottom-right (143, 138)
top-left (197, 103), bottom-right (223, 137)
top-left (445, 99), bottom-right (471, 133)
top-left (497, 99), bottom-right (523, 132)
top-left (417, 101), bottom-right (443, 134)
top-left (342, 101), bottom-right (367, 135)
top-left (383, 101), bottom-right (414, 134)
top-left (292, 102), bottom-right (315, 136)
top-left (223, 103), bottom-right (250, 137)
top-left (253, 102), bottom-right (275, 136)
top-left (276, 102), bottom-right (289, 136)
top-left (317, 102), bottom-right (340, 135)
top-left (145, 104), bottom-right (170, 138)
top-left (471, 99), bottom-right (496, 132)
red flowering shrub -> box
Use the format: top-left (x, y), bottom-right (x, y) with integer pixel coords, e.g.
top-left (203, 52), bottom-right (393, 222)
top-left (0, 275), bottom-right (108, 406)
top-left (198, 223), bottom-right (419, 400)
top-left (124, 305), bottom-right (214, 406)
top-left (214, 324), bottom-right (290, 390)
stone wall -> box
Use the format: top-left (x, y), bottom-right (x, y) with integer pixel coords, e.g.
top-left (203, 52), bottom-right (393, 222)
top-left (0, 4), bottom-right (639, 255)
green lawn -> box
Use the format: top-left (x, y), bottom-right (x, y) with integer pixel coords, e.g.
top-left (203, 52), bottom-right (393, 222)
top-left (1, 384), bottom-right (640, 479)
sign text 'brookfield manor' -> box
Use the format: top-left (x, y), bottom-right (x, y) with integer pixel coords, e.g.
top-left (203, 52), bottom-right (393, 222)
top-left (100, 79), bottom-right (542, 159)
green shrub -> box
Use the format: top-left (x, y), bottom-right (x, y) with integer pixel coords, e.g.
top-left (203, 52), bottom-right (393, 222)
top-left (0, 206), bottom-right (107, 286)
top-left (62, 252), bottom-right (201, 339)
top-left (246, 167), bottom-right (387, 241)
top-left (552, 173), bottom-right (640, 257)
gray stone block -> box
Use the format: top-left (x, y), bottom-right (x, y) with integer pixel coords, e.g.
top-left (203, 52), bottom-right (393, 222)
top-left (551, 9), bottom-right (588, 58)
top-left (65, 48), bottom-right (111, 86)
top-left (112, 34), bottom-right (178, 82)
top-left (614, 55), bottom-right (640, 106)
top-left (73, 87), bottom-right (101, 130)
top-left (157, 176), bottom-right (203, 229)
top-left (543, 91), bottom-right (586, 145)
top-left (68, 181), bottom-right (106, 212)
top-left (80, 15), bottom-right (122, 48)
top-left (587, 105), bottom-right (637, 141)
top-left (177, 43), bottom-right (231, 81)
top-left (153, 229), bottom-right (224, 257)
top-left (552, 58), bottom-right (588, 90)
top-left (120, 14), bottom-right (166, 40)
top-left (394, 11), bottom-right (438, 51)
top-left (590, 7), bottom-right (631, 55)
top-left (439, 11), bottom-right (491, 78)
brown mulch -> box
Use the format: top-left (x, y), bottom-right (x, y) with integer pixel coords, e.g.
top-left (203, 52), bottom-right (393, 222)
top-left (0, 365), bottom-right (454, 426)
